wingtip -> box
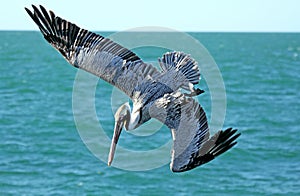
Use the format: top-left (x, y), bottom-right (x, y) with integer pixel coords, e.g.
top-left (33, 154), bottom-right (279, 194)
top-left (208, 127), bottom-right (241, 156)
top-left (39, 4), bottom-right (45, 9)
top-left (39, 5), bottom-right (50, 15)
top-left (27, 5), bottom-right (39, 17)
top-left (24, 7), bottom-right (30, 13)
top-left (31, 4), bottom-right (38, 11)
top-left (24, 4), bottom-right (36, 12)
top-left (24, 6), bottom-right (35, 21)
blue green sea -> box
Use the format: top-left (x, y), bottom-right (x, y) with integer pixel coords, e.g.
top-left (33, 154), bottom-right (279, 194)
top-left (1, 31), bottom-right (299, 195)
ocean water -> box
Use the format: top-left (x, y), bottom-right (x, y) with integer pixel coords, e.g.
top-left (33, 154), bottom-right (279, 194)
top-left (1, 31), bottom-right (299, 195)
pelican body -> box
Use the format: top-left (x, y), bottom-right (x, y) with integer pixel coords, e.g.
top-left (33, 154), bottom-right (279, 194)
top-left (25, 5), bottom-right (240, 172)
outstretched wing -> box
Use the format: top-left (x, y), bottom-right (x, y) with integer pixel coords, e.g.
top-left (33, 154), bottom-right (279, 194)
top-left (25, 5), bottom-right (160, 97)
top-left (151, 92), bottom-right (240, 172)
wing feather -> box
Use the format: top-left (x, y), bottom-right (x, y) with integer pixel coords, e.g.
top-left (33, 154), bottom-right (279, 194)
top-left (25, 5), bottom-right (160, 97)
top-left (151, 92), bottom-right (240, 172)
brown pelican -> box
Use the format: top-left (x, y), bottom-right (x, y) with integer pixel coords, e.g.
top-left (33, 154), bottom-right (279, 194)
top-left (25, 5), bottom-right (240, 172)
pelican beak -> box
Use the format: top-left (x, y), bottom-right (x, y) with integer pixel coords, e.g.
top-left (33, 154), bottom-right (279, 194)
top-left (108, 119), bottom-right (124, 166)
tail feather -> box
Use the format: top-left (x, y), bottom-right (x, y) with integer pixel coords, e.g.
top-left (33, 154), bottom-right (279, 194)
top-left (158, 51), bottom-right (200, 85)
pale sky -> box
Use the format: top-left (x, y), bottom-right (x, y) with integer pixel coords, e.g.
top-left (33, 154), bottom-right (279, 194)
top-left (1, 0), bottom-right (300, 32)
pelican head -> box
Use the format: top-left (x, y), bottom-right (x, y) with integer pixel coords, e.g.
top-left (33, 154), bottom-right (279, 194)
top-left (107, 102), bottom-right (142, 166)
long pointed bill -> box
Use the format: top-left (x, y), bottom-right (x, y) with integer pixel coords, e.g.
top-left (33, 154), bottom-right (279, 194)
top-left (108, 120), bottom-right (124, 166)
